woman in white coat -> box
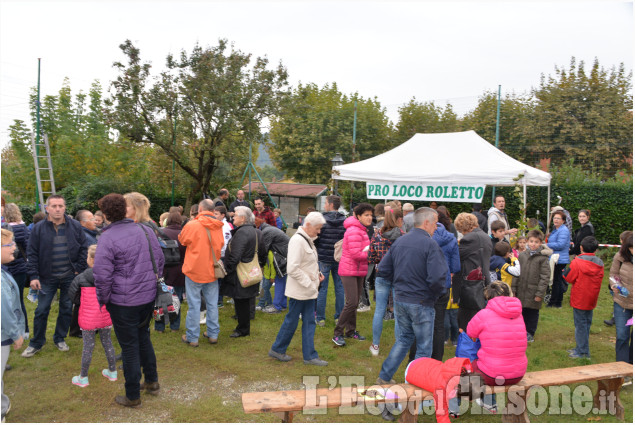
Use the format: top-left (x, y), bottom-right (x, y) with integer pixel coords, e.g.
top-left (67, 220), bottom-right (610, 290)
top-left (269, 212), bottom-right (328, 366)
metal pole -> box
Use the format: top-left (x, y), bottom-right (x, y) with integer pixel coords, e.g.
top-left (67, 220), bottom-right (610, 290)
top-left (248, 142), bottom-right (252, 201)
top-left (35, 58), bottom-right (41, 209)
top-left (546, 184), bottom-right (551, 234)
top-left (492, 85), bottom-right (501, 206)
top-left (171, 101), bottom-right (177, 206)
top-left (350, 100), bottom-right (357, 210)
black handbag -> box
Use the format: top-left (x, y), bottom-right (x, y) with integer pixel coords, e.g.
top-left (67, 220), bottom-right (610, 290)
top-left (457, 266), bottom-right (487, 310)
top-left (271, 247), bottom-right (287, 277)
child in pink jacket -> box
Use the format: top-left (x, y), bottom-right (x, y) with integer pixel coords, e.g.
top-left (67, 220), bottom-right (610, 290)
top-left (67, 245), bottom-right (118, 387)
top-left (333, 203), bottom-right (373, 346)
top-left (467, 281), bottom-right (528, 386)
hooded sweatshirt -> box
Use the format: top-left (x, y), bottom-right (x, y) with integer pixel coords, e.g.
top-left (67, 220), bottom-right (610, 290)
top-left (338, 216), bottom-right (370, 277)
top-left (467, 296), bottom-right (528, 380)
top-left (433, 223), bottom-right (461, 289)
top-left (178, 212), bottom-right (224, 283)
top-left (315, 211), bottom-right (346, 263)
top-left (565, 253), bottom-right (605, 310)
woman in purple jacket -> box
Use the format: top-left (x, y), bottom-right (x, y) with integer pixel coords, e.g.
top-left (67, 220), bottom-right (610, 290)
top-left (93, 193), bottom-right (165, 408)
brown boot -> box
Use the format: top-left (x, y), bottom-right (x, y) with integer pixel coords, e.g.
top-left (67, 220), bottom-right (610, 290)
top-left (141, 381), bottom-right (160, 395)
top-left (203, 332), bottom-right (218, 344)
top-left (114, 395), bottom-right (141, 408)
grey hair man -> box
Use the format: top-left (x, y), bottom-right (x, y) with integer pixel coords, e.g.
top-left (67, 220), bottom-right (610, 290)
top-left (373, 207), bottom-right (447, 386)
top-left (401, 202), bottom-right (415, 233)
top-left (75, 210), bottom-right (98, 245)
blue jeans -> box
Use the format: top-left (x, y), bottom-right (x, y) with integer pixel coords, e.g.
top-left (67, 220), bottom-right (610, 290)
top-left (372, 276), bottom-right (399, 346)
top-left (379, 301), bottom-right (435, 382)
top-left (185, 276), bottom-right (220, 341)
top-left (155, 286), bottom-right (185, 331)
top-left (273, 275), bottom-right (288, 311)
top-left (614, 302), bottom-right (633, 364)
top-left (107, 301), bottom-right (157, 401)
top-left (271, 298), bottom-right (319, 361)
top-left (30, 275), bottom-right (74, 349)
top-left (444, 309), bottom-right (459, 344)
top-left (316, 261), bottom-right (344, 321)
top-left (257, 277), bottom-right (273, 308)
top-left (572, 308), bottom-right (593, 356)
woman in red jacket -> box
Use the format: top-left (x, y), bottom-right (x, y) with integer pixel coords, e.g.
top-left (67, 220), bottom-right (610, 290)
top-left (333, 203), bottom-right (373, 347)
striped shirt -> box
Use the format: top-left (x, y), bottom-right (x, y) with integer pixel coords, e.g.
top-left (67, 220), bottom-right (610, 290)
top-left (51, 223), bottom-right (74, 278)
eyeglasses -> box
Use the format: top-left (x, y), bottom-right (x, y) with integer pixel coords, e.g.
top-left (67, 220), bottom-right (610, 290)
top-left (2, 242), bottom-right (16, 248)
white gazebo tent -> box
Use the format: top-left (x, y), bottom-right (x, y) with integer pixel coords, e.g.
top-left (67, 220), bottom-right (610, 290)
top-left (332, 130), bottom-right (552, 218)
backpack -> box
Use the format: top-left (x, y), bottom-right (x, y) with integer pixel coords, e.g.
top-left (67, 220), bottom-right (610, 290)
top-left (333, 239), bottom-right (344, 262)
top-left (144, 224), bottom-right (180, 267)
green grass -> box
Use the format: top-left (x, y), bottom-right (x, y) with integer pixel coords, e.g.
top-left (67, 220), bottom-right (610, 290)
top-left (4, 269), bottom-right (632, 423)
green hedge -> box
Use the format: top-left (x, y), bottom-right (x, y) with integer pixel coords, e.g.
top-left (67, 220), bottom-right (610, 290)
top-left (340, 181), bottom-right (632, 244)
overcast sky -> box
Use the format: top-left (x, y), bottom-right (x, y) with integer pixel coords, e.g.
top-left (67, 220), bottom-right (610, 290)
top-left (0, 0), bottom-right (632, 149)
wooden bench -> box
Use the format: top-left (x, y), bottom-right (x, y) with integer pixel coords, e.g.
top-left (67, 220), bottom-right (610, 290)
top-left (242, 361), bottom-right (632, 422)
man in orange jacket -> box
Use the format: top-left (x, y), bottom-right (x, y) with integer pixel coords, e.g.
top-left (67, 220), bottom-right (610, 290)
top-left (178, 199), bottom-right (224, 346)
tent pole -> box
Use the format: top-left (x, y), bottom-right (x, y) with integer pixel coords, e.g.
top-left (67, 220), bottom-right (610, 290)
top-left (523, 182), bottom-right (527, 230)
top-left (546, 184), bottom-right (551, 234)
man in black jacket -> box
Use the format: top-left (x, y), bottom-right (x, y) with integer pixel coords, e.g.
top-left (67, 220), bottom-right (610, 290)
top-left (22, 195), bottom-right (87, 358)
top-left (313, 195), bottom-right (346, 327)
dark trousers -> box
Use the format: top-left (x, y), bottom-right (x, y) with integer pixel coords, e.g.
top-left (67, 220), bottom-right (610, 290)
top-left (549, 264), bottom-right (567, 307)
top-left (522, 307), bottom-right (540, 336)
top-left (107, 302), bottom-right (158, 401)
top-left (334, 276), bottom-right (364, 337)
top-left (13, 272), bottom-right (29, 334)
top-left (234, 298), bottom-right (252, 336)
top-left (69, 304), bottom-right (81, 337)
top-left (431, 291), bottom-right (450, 361)
top-left (30, 275), bottom-right (74, 349)
top-left (457, 307), bottom-right (480, 331)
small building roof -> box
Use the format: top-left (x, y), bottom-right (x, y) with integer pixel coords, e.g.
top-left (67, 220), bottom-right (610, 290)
top-left (242, 182), bottom-right (328, 198)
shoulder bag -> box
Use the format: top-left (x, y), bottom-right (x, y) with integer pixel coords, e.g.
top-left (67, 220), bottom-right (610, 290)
top-left (138, 224), bottom-right (180, 325)
top-left (333, 239), bottom-right (344, 262)
top-left (206, 228), bottom-right (226, 279)
top-left (235, 229), bottom-right (263, 288)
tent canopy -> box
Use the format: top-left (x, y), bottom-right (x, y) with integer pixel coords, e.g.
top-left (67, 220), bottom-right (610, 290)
top-left (332, 131), bottom-right (551, 187)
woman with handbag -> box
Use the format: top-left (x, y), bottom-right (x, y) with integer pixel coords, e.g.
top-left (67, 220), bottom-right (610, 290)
top-left (269, 212), bottom-right (328, 366)
top-left (93, 193), bottom-right (165, 408)
top-left (221, 206), bottom-right (266, 338)
top-left (453, 213), bottom-right (493, 331)
top-left (546, 211), bottom-right (571, 308)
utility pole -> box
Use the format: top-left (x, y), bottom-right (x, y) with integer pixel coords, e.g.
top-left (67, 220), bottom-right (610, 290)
top-left (35, 58), bottom-right (42, 209)
top-left (492, 85), bottom-right (501, 206)
top-left (350, 100), bottom-right (357, 211)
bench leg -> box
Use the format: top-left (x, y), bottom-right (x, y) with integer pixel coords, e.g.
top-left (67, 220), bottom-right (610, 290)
top-left (501, 389), bottom-right (530, 423)
top-left (593, 378), bottom-right (624, 421)
top-left (274, 411), bottom-right (294, 422)
top-left (398, 400), bottom-right (421, 423)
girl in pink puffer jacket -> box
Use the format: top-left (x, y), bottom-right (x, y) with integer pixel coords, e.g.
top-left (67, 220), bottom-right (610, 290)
top-left (67, 245), bottom-right (117, 387)
top-left (333, 203), bottom-right (373, 346)
top-left (466, 281), bottom-right (527, 386)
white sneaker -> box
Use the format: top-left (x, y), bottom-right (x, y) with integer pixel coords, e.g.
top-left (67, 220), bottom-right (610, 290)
top-left (55, 341), bottom-right (70, 352)
top-left (199, 311), bottom-right (207, 325)
top-left (21, 346), bottom-right (41, 358)
top-left (369, 344), bottom-right (380, 356)
top-left (357, 304), bottom-right (371, 312)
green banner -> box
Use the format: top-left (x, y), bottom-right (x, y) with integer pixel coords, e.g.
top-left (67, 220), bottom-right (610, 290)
top-left (366, 181), bottom-right (485, 202)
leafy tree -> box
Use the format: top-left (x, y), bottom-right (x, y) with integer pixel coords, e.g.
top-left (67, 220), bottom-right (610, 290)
top-left (460, 91), bottom-right (534, 163)
top-left (395, 98), bottom-right (458, 143)
top-left (530, 57), bottom-right (633, 176)
top-left (268, 82), bottom-right (393, 184)
top-left (108, 39), bottom-right (289, 207)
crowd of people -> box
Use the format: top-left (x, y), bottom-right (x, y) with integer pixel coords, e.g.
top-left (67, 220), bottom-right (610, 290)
top-left (0, 191), bottom-right (632, 420)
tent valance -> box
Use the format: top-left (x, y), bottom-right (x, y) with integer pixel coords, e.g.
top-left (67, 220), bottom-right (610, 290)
top-left (332, 131), bottom-right (552, 187)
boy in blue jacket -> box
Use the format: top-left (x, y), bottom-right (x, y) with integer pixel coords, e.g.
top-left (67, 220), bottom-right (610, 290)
top-left (1, 228), bottom-right (26, 422)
